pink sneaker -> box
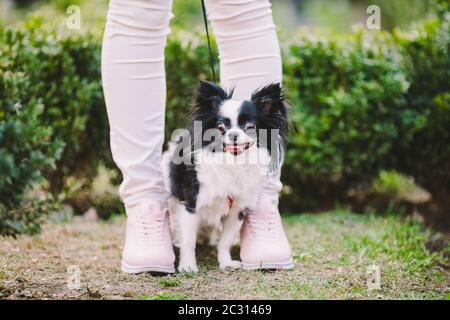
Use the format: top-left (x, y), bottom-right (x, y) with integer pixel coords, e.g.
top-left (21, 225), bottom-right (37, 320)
top-left (240, 196), bottom-right (293, 270)
top-left (121, 201), bottom-right (175, 274)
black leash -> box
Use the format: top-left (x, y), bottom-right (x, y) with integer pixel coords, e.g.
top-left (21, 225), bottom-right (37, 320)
top-left (200, 0), bottom-right (217, 83)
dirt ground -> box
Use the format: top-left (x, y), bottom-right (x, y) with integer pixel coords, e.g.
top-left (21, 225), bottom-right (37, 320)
top-left (0, 212), bottom-right (448, 300)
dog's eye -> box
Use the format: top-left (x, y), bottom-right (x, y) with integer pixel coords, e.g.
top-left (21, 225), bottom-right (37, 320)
top-left (217, 123), bottom-right (226, 133)
top-left (245, 122), bottom-right (256, 130)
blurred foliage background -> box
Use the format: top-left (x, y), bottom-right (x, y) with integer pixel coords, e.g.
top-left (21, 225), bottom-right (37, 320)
top-left (0, 0), bottom-right (449, 236)
top-left (1, 0), bottom-right (444, 33)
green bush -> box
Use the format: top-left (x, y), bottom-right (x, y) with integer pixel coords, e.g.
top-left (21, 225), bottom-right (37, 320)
top-left (0, 41), bottom-right (63, 235)
top-left (393, 13), bottom-right (450, 204)
top-left (2, 16), bottom-right (111, 195)
top-left (0, 16), bottom-right (110, 234)
top-left (282, 29), bottom-right (411, 210)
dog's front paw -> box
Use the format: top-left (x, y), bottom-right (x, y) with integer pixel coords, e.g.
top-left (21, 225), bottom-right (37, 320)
top-left (178, 260), bottom-right (199, 273)
top-left (219, 260), bottom-right (242, 271)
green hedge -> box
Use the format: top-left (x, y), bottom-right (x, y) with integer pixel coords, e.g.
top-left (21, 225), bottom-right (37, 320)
top-left (281, 13), bottom-right (449, 211)
top-left (393, 14), bottom-right (450, 204)
top-left (282, 29), bottom-right (410, 210)
top-left (0, 28), bottom-right (63, 235)
top-left (0, 12), bottom-right (449, 234)
top-left (1, 16), bottom-right (111, 197)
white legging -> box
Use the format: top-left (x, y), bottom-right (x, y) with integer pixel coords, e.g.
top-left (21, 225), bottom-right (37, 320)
top-left (102, 0), bottom-right (282, 209)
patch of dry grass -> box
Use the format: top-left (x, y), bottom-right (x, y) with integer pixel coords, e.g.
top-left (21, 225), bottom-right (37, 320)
top-left (0, 212), bottom-right (448, 300)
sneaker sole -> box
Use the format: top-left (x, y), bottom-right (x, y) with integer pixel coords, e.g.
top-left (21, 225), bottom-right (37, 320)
top-left (242, 258), bottom-right (294, 270)
top-left (121, 262), bottom-right (175, 274)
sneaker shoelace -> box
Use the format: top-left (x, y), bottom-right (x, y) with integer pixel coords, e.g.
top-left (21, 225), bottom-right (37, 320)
top-left (136, 209), bottom-right (168, 245)
top-left (246, 211), bottom-right (279, 241)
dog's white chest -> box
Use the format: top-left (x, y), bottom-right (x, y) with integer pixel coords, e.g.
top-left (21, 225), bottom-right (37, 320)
top-left (194, 147), bottom-right (271, 213)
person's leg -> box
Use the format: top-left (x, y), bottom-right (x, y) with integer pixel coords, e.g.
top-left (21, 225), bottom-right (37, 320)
top-left (102, 0), bottom-right (175, 273)
top-left (204, 0), bottom-right (293, 269)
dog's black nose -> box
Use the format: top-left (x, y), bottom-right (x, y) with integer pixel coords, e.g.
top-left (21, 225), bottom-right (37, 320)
top-left (227, 132), bottom-right (239, 142)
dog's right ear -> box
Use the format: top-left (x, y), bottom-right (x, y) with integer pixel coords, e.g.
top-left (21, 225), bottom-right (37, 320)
top-left (251, 83), bottom-right (285, 115)
top-left (196, 80), bottom-right (229, 109)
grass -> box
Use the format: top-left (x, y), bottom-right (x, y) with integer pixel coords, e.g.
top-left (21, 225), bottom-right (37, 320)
top-left (158, 277), bottom-right (183, 288)
top-left (0, 211), bottom-right (448, 299)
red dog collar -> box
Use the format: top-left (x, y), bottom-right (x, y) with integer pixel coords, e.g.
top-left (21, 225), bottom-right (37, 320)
top-left (227, 195), bottom-right (234, 208)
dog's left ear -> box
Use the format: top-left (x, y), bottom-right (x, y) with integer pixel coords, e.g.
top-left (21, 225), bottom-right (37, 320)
top-left (197, 80), bottom-right (229, 109)
top-left (251, 83), bottom-right (285, 115)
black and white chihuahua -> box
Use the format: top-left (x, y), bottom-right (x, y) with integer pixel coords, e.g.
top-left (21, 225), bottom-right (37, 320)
top-left (162, 80), bottom-right (288, 272)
